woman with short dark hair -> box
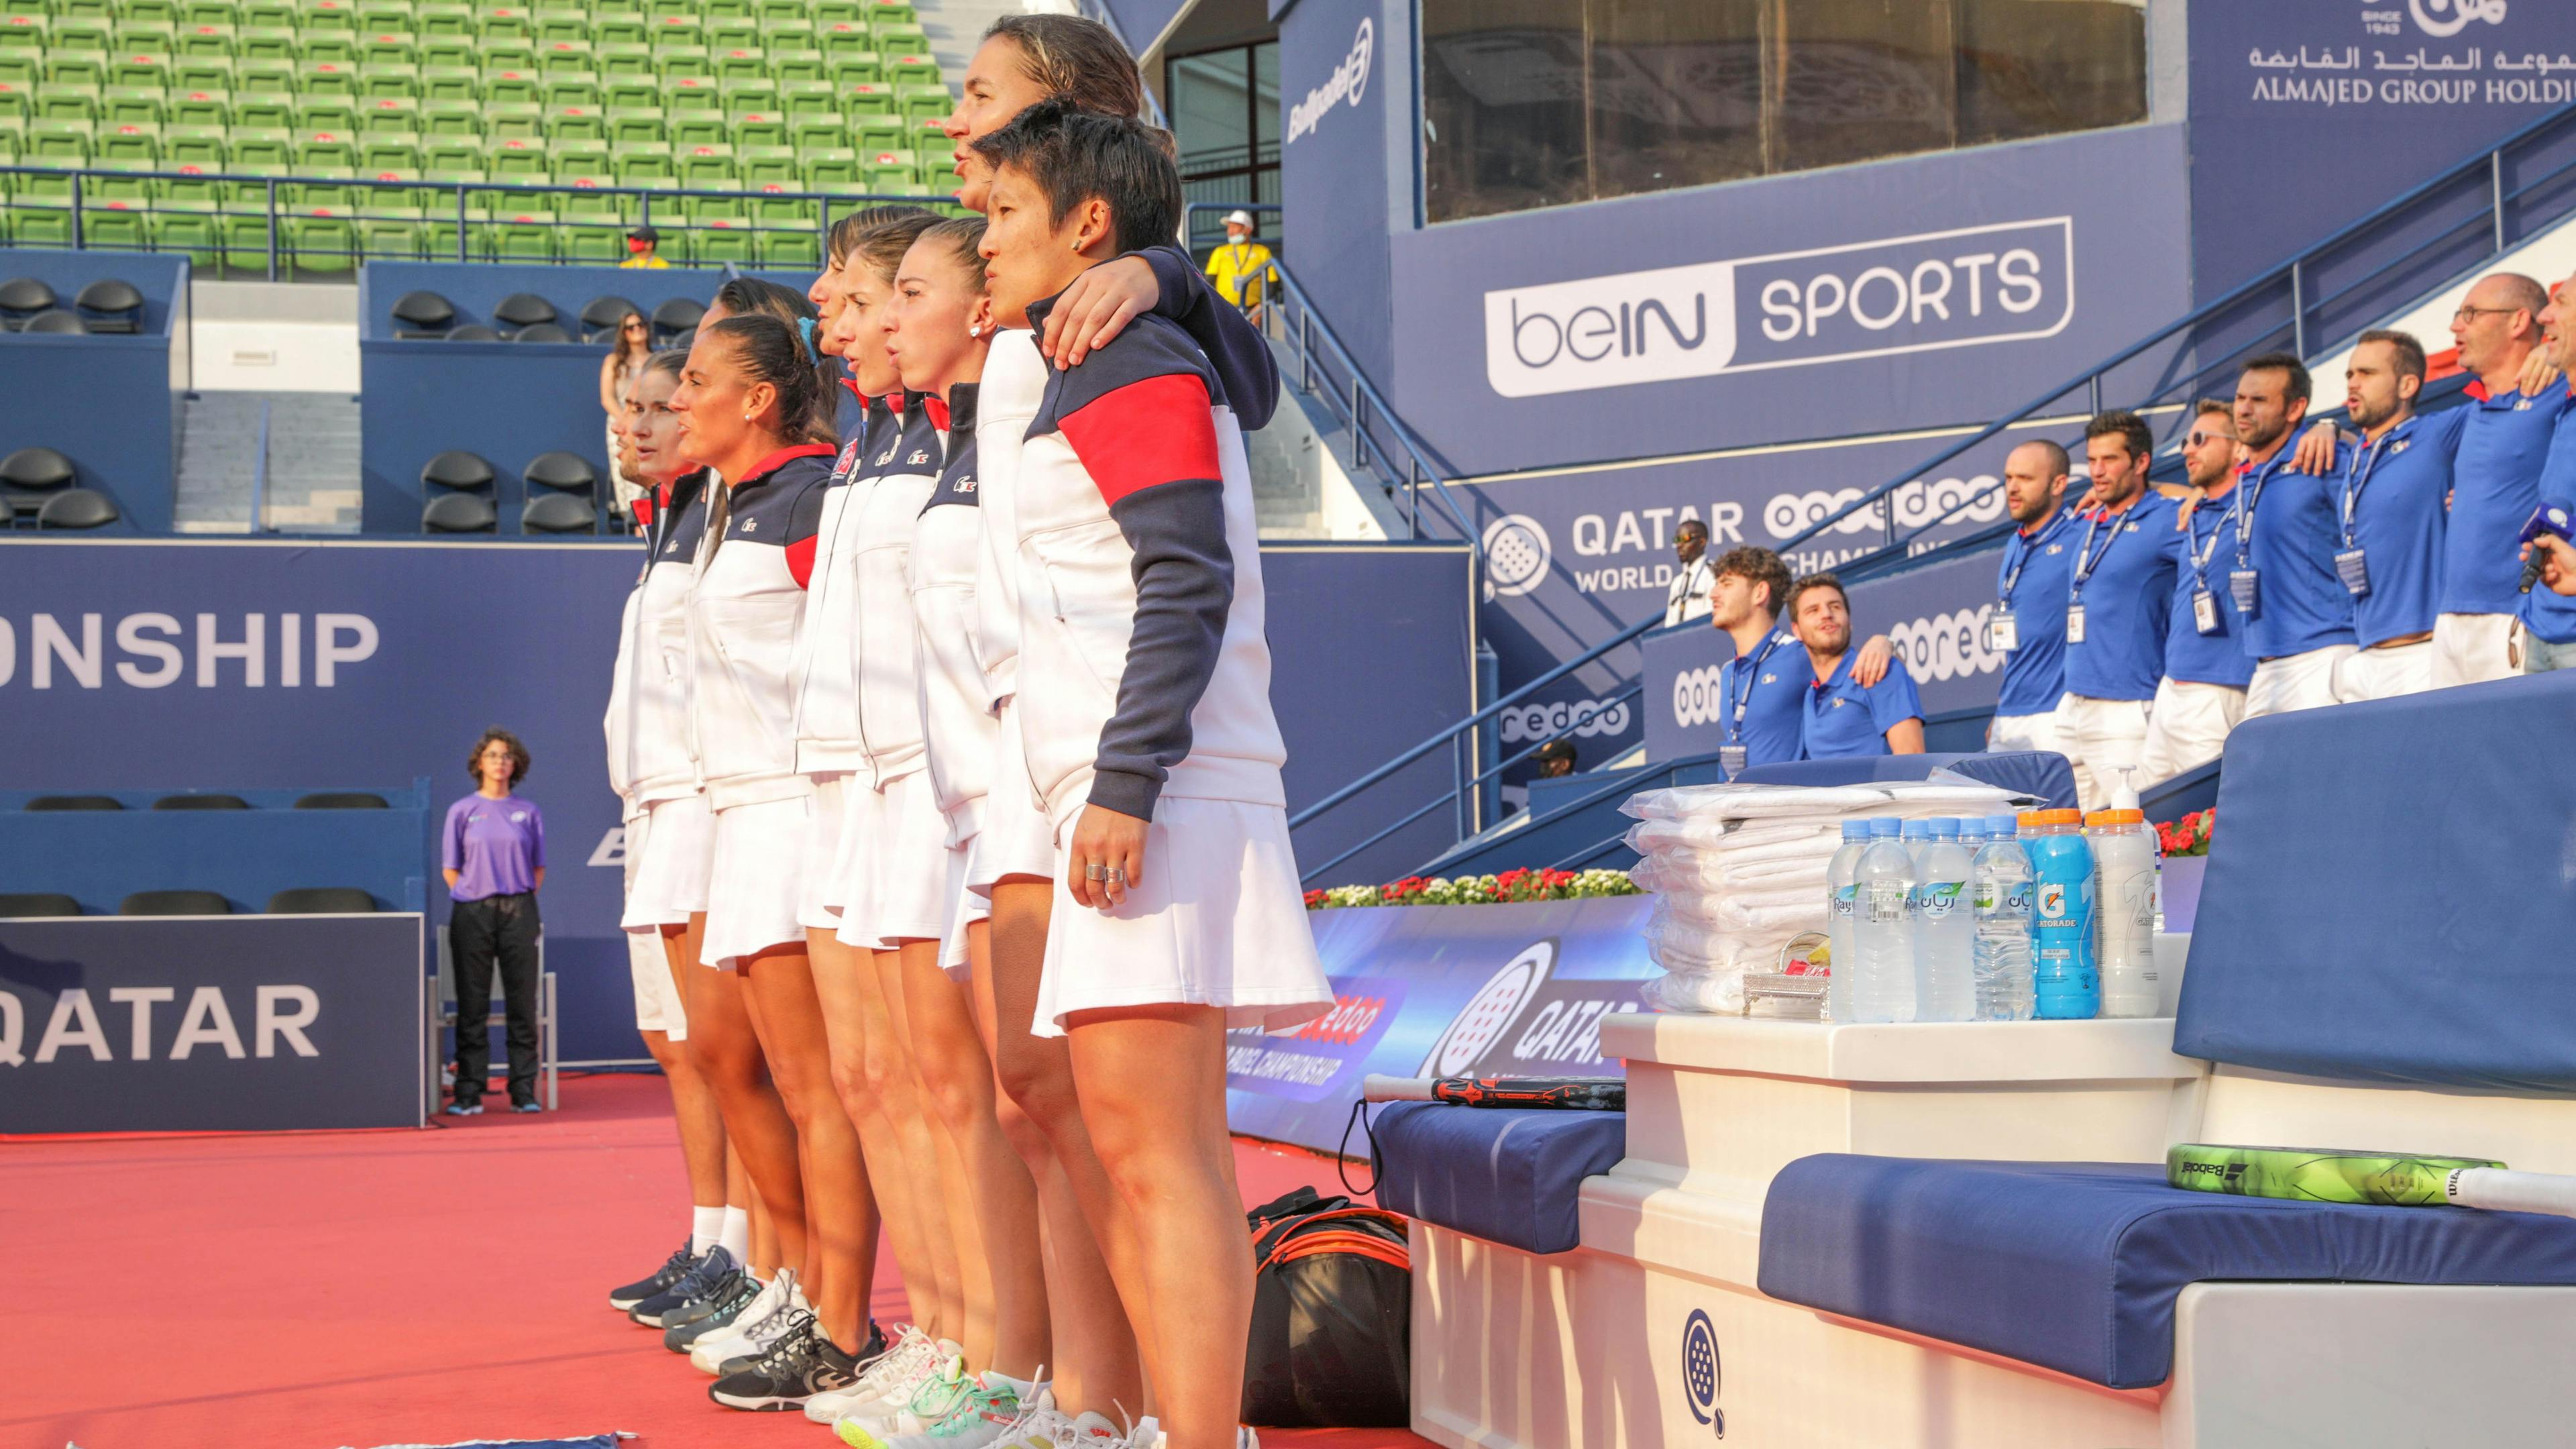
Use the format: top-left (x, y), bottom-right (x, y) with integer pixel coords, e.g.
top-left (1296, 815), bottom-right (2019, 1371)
top-left (443, 727), bottom-right (547, 1115)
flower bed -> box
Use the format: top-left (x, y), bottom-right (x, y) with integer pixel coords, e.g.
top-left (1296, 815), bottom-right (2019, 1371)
top-left (2157, 808), bottom-right (2214, 858)
top-left (1304, 866), bottom-right (1642, 911)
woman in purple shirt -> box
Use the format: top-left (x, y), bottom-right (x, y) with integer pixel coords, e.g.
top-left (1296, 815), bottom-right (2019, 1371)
top-left (443, 727), bottom-right (547, 1115)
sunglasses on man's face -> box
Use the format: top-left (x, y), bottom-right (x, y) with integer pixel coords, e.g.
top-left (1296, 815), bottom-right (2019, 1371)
top-left (2186, 430), bottom-right (2233, 448)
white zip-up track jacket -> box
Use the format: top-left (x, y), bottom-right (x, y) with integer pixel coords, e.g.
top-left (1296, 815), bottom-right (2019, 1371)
top-left (684, 444), bottom-right (837, 810)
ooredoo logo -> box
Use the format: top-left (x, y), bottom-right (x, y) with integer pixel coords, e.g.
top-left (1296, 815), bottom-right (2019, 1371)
top-left (1498, 695), bottom-right (1629, 743)
top-left (1482, 514), bottom-right (1552, 598)
top-left (1887, 604), bottom-right (2004, 683)
top-left (1672, 664), bottom-right (1727, 729)
top-left (2410, 0), bottom-right (2505, 38)
top-left (1419, 941), bottom-right (1554, 1079)
top-left (1287, 18), bottom-right (1370, 144)
top-left (1485, 219), bottom-right (2074, 398)
top-left (1764, 474), bottom-right (2008, 541)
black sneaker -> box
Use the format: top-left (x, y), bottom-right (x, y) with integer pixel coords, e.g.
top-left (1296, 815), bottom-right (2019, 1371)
top-left (708, 1311), bottom-right (860, 1411)
top-left (665, 1269), bottom-right (761, 1352)
top-left (608, 1238), bottom-right (694, 1311)
top-left (631, 1244), bottom-right (735, 1328)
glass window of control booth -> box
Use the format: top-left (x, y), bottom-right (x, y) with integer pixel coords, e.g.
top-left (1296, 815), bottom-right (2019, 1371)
top-left (1421, 0), bottom-right (2147, 224)
top-left (1171, 40), bottom-right (1283, 257)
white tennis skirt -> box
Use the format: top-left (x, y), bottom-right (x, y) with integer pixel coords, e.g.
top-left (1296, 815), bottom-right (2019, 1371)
top-left (700, 794), bottom-right (813, 970)
top-left (1032, 796), bottom-right (1334, 1038)
top-left (939, 833), bottom-right (989, 979)
top-left (622, 793), bottom-right (713, 930)
top-left (628, 930), bottom-right (688, 1039)
top-left (967, 699), bottom-right (1057, 897)
top-left (836, 767), bottom-right (951, 951)
top-left (796, 771), bottom-right (855, 931)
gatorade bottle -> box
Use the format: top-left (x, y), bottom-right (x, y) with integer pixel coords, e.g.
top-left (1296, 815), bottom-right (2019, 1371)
top-left (2027, 807), bottom-right (2099, 1019)
top-left (1972, 812), bottom-right (2034, 1020)
top-left (1849, 817), bottom-right (1917, 1023)
top-left (2090, 807), bottom-right (2160, 1018)
top-left (1911, 818), bottom-right (1976, 1022)
top-left (1823, 819), bottom-right (1871, 1024)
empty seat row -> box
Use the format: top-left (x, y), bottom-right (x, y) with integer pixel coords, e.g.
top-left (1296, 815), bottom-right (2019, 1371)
top-left (422, 447), bottom-right (604, 534)
top-left (392, 285), bottom-right (697, 340)
top-left (20, 791), bottom-right (389, 808)
top-left (0, 444), bottom-right (118, 529)
top-left (0, 887), bottom-right (381, 914)
top-left (0, 273), bottom-right (144, 329)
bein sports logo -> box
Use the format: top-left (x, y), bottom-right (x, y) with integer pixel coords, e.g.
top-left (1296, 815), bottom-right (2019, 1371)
top-left (1764, 475), bottom-right (2008, 540)
top-left (1681, 1309), bottom-right (1725, 1436)
top-left (2408, 0), bottom-right (2506, 38)
top-left (1485, 219), bottom-right (2074, 398)
top-left (1286, 18), bottom-right (1371, 144)
top-left (1483, 513), bottom-right (1552, 598)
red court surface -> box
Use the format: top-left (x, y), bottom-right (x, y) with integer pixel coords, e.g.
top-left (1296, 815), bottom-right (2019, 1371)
top-left (6, 1073), bottom-right (1428, 1449)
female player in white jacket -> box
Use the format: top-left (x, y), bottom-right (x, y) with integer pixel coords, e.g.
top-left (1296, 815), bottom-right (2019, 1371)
top-left (672, 313), bottom-right (873, 1410)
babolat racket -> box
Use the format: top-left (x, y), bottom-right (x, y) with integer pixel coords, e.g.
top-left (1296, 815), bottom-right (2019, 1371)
top-left (1360, 1075), bottom-right (1625, 1111)
top-left (2165, 1143), bottom-right (2576, 1218)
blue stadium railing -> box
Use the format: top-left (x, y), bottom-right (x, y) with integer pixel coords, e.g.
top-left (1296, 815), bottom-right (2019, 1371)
top-left (1285, 96), bottom-right (2576, 885)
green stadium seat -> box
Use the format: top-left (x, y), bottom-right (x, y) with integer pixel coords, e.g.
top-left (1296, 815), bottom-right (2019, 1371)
top-left (419, 202), bottom-right (488, 260)
top-left (484, 40), bottom-right (537, 70)
top-left (13, 162), bottom-right (76, 202)
top-left (690, 210), bottom-right (753, 264)
top-left (701, 0), bottom-right (749, 20)
top-left (720, 76), bottom-right (775, 111)
top-left (295, 130), bottom-right (356, 166)
top-left (358, 132), bottom-right (417, 168)
top-left (816, 22), bottom-right (871, 57)
top-left (657, 46), bottom-right (710, 83)
top-left (731, 108), bottom-right (784, 148)
top-left (596, 41), bottom-right (650, 78)
top-left (488, 205), bottom-right (551, 260)
top-left (602, 76), bottom-right (657, 108)
top-left (180, 0), bottom-right (241, 23)
top-left (285, 164), bottom-right (355, 205)
top-left (809, 0), bottom-right (863, 23)
top-left (668, 110), bottom-right (720, 146)
top-left (298, 97), bottom-right (360, 130)
top-left (477, 8), bottom-right (530, 44)
top-left (779, 78), bottom-right (833, 117)
top-left (235, 56), bottom-right (293, 88)
top-left (303, 35), bottom-right (362, 64)
top-left (415, 2), bottom-right (468, 36)
top-left (54, 17), bottom-right (111, 50)
top-left (761, 15), bottom-right (813, 45)
top-left (153, 200), bottom-right (221, 267)
top-left (354, 201), bottom-right (422, 257)
top-left (0, 80), bottom-right (28, 120)
top-left (484, 70), bottom-right (538, 105)
top-left (115, 21), bottom-right (177, 51)
top-left (358, 29), bottom-right (413, 60)
top-left (173, 56), bottom-right (233, 89)
top-left (561, 207), bottom-right (625, 261)
top-left (484, 98), bottom-right (540, 136)
top-left (840, 79), bottom-right (891, 116)
top-left (649, 12), bottom-right (698, 44)
top-left (360, 91), bottom-right (416, 123)
top-left (129, 0), bottom-right (184, 23)
top-left (675, 141), bottom-right (730, 186)
top-left (106, 52), bottom-right (172, 90)
top-left (102, 87), bottom-right (165, 128)
top-left (28, 118), bottom-right (93, 160)
top-left (0, 13), bottom-right (43, 50)
top-left (534, 69), bottom-right (594, 105)
top-left (642, 0), bottom-right (691, 22)
top-left (165, 121), bottom-right (226, 164)
top-left (861, 0), bottom-right (913, 23)
top-left (712, 45), bottom-right (763, 82)
top-left (754, 225), bottom-right (820, 268)
top-left (706, 17), bottom-right (755, 48)
top-left (895, 82), bottom-right (945, 123)
top-left (604, 104), bottom-right (659, 143)
top-left (419, 66), bottom-right (476, 102)
top-left (884, 51), bottom-right (934, 86)
top-left (554, 164), bottom-right (616, 193)
top-left (358, 162), bottom-right (422, 206)
top-left (174, 21), bottom-right (233, 55)
top-left (767, 47), bottom-right (825, 85)
top-left (97, 120), bottom-right (158, 160)
top-left (418, 35), bottom-right (474, 68)
top-left (235, 24), bottom-right (293, 60)
top-left (419, 133), bottom-right (476, 167)
top-left (592, 15), bottom-right (645, 47)
top-left (308, 0), bottom-right (362, 28)
top-left (168, 88), bottom-right (229, 125)
top-left (358, 62), bottom-right (416, 97)
top-left (532, 8), bottom-right (584, 43)
top-left (357, 0), bottom-right (413, 28)
top-left (800, 147), bottom-right (854, 190)
top-left (486, 133), bottom-right (544, 173)
top-left (45, 55), bottom-right (108, 88)
top-left (7, 201), bottom-right (76, 251)
top-left (544, 101), bottom-right (602, 139)
top-left (666, 73), bottom-right (717, 109)
top-left (537, 40), bottom-right (590, 74)
top-left (285, 205), bottom-right (357, 272)
top-left (35, 84), bottom-right (99, 122)
top-left (551, 132), bottom-right (606, 163)
top-left (231, 93), bottom-right (292, 129)
top-left (870, 17), bottom-right (922, 48)
top-left (0, 54), bottom-right (33, 88)
top-left (859, 146), bottom-right (906, 189)
top-left (86, 160), bottom-right (156, 203)
top-left (910, 150), bottom-right (947, 188)
top-left (612, 144), bottom-right (670, 184)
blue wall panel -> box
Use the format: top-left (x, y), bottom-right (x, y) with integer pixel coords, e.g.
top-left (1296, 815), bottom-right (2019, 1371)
top-left (0, 248), bottom-right (186, 533)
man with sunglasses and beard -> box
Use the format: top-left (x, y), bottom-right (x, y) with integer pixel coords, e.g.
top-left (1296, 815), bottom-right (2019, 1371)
top-left (2139, 400), bottom-right (2256, 782)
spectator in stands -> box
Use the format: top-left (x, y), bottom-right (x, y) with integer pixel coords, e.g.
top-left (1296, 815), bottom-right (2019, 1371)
top-left (2229, 354), bottom-right (2357, 718)
top-left (2434, 274), bottom-right (2557, 683)
top-left (1535, 739), bottom-right (1577, 777)
top-left (443, 727), bottom-right (546, 1116)
top-left (1986, 439), bottom-right (2076, 757)
top-left (2139, 400), bottom-right (2254, 782)
top-left (1662, 518), bottom-right (1715, 627)
top-left (622, 224), bottom-right (668, 270)
top-left (2516, 270), bottom-right (2576, 672)
top-left (2058, 411), bottom-right (2183, 808)
top-left (1788, 573), bottom-right (1924, 758)
top-left (2321, 331), bottom-right (2461, 702)
top-left (601, 308), bottom-right (652, 528)
top-left (1203, 209), bottom-right (1275, 322)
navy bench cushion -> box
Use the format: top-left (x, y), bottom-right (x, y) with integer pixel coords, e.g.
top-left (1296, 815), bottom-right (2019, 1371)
top-left (1373, 1103), bottom-right (1625, 1256)
top-left (1758, 1155), bottom-right (2576, 1388)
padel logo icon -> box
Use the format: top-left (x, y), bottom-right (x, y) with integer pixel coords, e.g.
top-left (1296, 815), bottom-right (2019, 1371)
top-left (1482, 514), bottom-right (1552, 598)
top-left (1681, 1308), bottom-right (1724, 1436)
top-left (1419, 940), bottom-right (1555, 1078)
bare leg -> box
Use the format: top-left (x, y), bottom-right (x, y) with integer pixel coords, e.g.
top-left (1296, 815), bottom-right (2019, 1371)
top-left (683, 913), bottom-right (808, 1275)
top-left (875, 945), bottom-right (967, 1346)
top-left (987, 878), bottom-right (1149, 1421)
top-left (657, 927), bottom-right (727, 1211)
top-left (740, 940), bottom-right (873, 1354)
top-left (820, 929), bottom-right (948, 1340)
top-left (749, 1185), bottom-right (778, 1278)
top-left (802, 926), bottom-right (886, 1338)
top-left (1067, 1006), bottom-right (1246, 1449)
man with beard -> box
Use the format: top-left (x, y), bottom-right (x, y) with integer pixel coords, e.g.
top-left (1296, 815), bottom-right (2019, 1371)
top-left (2229, 354), bottom-right (2357, 718)
top-left (1705, 545), bottom-right (1897, 769)
top-left (1788, 573), bottom-right (1924, 758)
top-left (2320, 331), bottom-right (2465, 702)
top-left (1986, 439), bottom-right (2078, 758)
top-left (2057, 411), bottom-right (2184, 808)
top-left (2517, 271), bottom-right (2576, 672)
top-left (2139, 400), bottom-right (2255, 780)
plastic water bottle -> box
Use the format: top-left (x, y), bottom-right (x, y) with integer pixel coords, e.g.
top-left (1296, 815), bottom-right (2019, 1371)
top-left (1911, 819), bottom-right (1976, 1022)
top-left (1823, 819), bottom-right (1872, 1024)
top-left (2027, 808), bottom-right (2099, 1019)
top-left (1849, 818), bottom-right (1917, 1023)
top-left (1972, 812), bottom-right (2035, 1021)
top-left (2090, 807), bottom-right (2160, 1018)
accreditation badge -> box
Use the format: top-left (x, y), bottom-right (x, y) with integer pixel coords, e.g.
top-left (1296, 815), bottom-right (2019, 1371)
top-left (2192, 588), bottom-right (2221, 637)
top-left (1719, 743), bottom-right (1749, 776)
top-left (2334, 547), bottom-right (2371, 598)
top-left (1989, 609), bottom-right (2019, 652)
top-left (2229, 568), bottom-right (2261, 618)
top-left (2063, 604), bottom-right (2086, 644)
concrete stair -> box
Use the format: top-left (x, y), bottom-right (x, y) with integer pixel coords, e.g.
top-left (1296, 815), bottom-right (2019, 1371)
top-left (173, 391), bottom-right (362, 534)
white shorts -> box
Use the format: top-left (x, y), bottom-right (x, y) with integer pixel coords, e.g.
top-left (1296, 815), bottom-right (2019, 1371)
top-left (2432, 611), bottom-right (2518, 688)
top-left (2245, 644), bottom-right (2356, 719)
top-left (939, 835), bottom-right (989, 979)
top-left (2056, 693), bottom-right (2152, 813)
top-left (622, 793), bottom-right (713, 930)
top-left (2136, 678), bottom-right (2245, 784)
top-left (628, 930), bottom-right (688, 1038)
top-left (967, 698), bottom-right (1057, 897)
top-left (836, 767), bottom-right (951, 951)
top-left (796, 771), bottom-right (855, 930)
top-left (1986, 708), bottom-right (2063, 757)
top-left (2331, 639), bottom-right (2435, 704)
top-left (700, 794), bottom-right (813, 970)
top-left (1032, 796), bottom-right (1334, 1038)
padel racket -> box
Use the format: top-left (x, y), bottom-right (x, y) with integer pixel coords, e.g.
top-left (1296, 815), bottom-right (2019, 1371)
top-left (1361, 1075), bottom-right (1626, 1111)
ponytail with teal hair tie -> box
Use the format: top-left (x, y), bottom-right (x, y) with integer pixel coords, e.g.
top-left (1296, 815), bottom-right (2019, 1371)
top-left (795, 315), bottom-right (818, 354)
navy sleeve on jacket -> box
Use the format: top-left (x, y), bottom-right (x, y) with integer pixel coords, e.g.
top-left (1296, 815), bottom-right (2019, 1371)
top-left (1140, 244), bottom-right (1280, 432)
top-left (1051, 321), bottom-right (1236, 820)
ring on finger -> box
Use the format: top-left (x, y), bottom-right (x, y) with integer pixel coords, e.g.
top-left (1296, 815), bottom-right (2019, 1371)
top-left (1085, 863), bottom-right (1107, 881)
top-left (1105, 867), bottom-right (1126, 883)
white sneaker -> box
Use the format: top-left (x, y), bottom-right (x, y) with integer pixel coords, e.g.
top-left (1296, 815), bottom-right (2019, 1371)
top-left (820, 1323), bottom-right (938, 1426)
top-left (1053, 1411), bottom-right (1126, 1448)
top-left (688, 1267), bottom-right (798, 1375)
top-left (1137, 1422), bottom-right (1256, 1449)
top-left (801, 1325), bottom-right (896, 1423)
top-left (885, 1374), bottom-right (1051, 1449)
top-left (839, 1342), bottom-right (965, 1448)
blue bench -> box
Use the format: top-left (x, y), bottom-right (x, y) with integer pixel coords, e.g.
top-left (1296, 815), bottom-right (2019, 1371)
top-left (1757, 672), bottom-right (2576, 1390)
top-left (1373, 1103), bottom-right (1627, 1256)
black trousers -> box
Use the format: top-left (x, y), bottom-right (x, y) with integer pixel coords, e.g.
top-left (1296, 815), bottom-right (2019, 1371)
top-left (451, 892), bottom-right (541, 1104)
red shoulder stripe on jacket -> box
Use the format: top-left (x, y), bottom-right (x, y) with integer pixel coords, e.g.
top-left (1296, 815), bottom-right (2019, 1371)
top-left (1057, 371), bottom-right (1222, 508)
top-left (786, 533), bottom-right (816, 590)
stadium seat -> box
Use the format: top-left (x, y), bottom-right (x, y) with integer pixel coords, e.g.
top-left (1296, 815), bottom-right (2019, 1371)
top-left (561, 209), bottom-right (624, 262)
top-left (419, 446), bottom-right (492, 489)
top-left (388, 285), bottom-right (453, 335)
top-left (121, 889), bottom-right (231, 914)
top-left (267, 885), bottom-right (376, 912)
top-left (0, 274), bottom-right (58, 325)
top-left (25, 794), bottom-right (122, 810)
top-left (649, 293), bottom-right (700, 347)
top-left (154, 792), bottom-right (251, 808)
top-left (490, 290), bottom-right (553, 331)
top-left (513, 320), bottom-right (568, 341)
top-left (293, 790), bottom-right (387, 808)
top-left (22, 308), bottom-right (87, 333)
top-left (422, 488), bottom-right (495, 530)
top-left (72, 276), bottom-right (142, 331)
top-left (36, 486), bottom-right (117, 529)
top-left (578, 291), bottom-right (638, 341)
top-left (0, 892), bottom-right (82, 916)
top-left (284, 206), bottom-right (358, 273)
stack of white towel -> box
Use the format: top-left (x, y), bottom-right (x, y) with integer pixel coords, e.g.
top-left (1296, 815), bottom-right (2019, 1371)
top-left (1623, 777), bottom-right (2030, 1014)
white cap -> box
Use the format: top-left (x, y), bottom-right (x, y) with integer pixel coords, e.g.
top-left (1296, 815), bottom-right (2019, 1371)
top-left (1223, 209), bottom-right (1254, 227)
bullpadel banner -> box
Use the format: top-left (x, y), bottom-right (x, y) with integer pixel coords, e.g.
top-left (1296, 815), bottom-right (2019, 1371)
top-left (1224, 896), bottom-right (1658, 1156)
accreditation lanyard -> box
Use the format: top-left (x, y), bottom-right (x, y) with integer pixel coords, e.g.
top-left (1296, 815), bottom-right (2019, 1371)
top-left (1999, 511), bottom-right (2068, 606)
top-left (2068, 506), bottom-right (2130, 599)
top-left (2335, 427), bottom-right (2396, 597)
top-left (1719, 631), bottom-right (1790, 775)
top-left (2225, 455), bottom-right (2287, 617)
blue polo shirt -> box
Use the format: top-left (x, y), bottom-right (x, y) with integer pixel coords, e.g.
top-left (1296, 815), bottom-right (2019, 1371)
top-left (2518, 402), bottom-right (2576, 644)
top-left (1994, 508), bottom-right (2078, 716)
top-left (2343, 407), bottom-right (2465, 649)
top-left (1715, 628), bottom-right (1807, 767)
top-left (2165, 484), bottom-right (2257, 688)
top-left (2061, 490), bottom-right (2183, 702)
top-left (1799, 649), bottom-right (1923, 759)
top-left (2233, 437), bottom-right (2357, 659)
top-left (2444, 383), bottom-right (2569, 616)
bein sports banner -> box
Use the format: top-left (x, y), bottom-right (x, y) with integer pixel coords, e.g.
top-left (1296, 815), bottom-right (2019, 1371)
top-left (1224, 896), bottom-right (1657, 1155)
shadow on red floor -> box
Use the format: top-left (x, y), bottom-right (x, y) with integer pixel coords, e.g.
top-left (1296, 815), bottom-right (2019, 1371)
top-left (3, 1073), bottom-right (1430, 1449)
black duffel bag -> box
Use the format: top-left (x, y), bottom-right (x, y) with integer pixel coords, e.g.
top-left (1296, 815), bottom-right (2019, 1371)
top-left (1240, 1185), bottom-right (1412, 1428)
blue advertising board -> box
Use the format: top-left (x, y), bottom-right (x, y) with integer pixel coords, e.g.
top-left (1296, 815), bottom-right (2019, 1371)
top-left (1225, 896), bottom-right (1657, 1155)
top-left (0, 914), bottom-right (426, 1132)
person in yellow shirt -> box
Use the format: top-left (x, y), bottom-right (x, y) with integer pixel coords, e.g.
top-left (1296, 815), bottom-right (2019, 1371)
top-left (620, 224), bottom-right (670, 270)
top-left (1203, 209), bottom-right (1274, 321)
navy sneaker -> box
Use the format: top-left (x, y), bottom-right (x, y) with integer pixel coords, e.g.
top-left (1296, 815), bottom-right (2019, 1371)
top-left (666, 1269), bottom-right (762, 1351)
top-left (633, 1244), bottom-right (737, 1328)
top-left (610, 1238), bottom-right (696, 1312)
top-left (709, 1311), bottom-right (859, 1411)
